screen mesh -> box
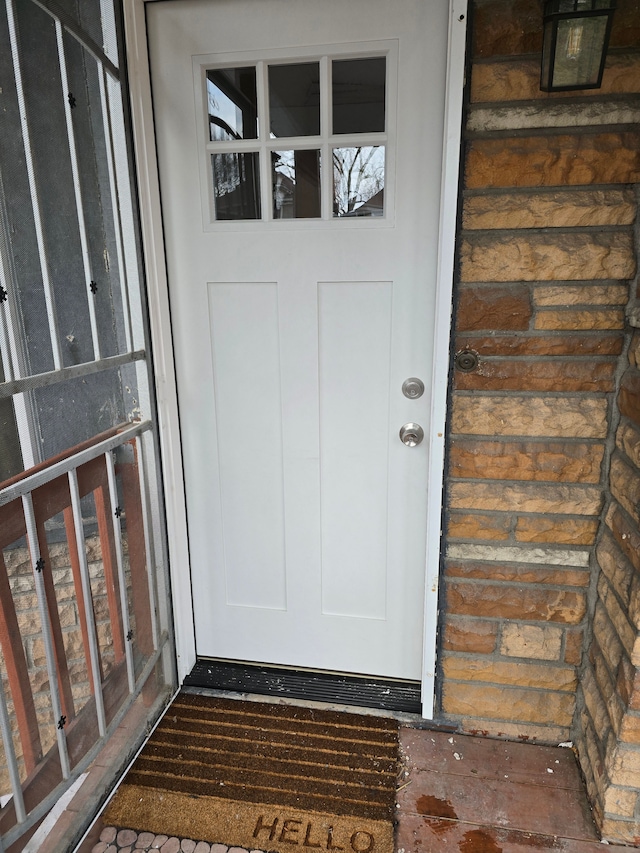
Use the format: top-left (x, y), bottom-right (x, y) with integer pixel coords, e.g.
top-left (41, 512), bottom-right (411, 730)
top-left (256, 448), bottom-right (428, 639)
top-left (0, 0), bottom-right (143, 480)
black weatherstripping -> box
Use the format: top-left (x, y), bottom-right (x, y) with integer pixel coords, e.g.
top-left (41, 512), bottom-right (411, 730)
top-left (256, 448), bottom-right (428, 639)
top-left (184, 658), bottom-right (422, 714)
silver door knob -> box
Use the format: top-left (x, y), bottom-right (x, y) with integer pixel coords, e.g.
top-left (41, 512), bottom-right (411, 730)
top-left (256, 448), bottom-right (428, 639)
top-left (402, 377), bottom-right (425, 399)
top-left (399, 423), bottom-right (424, 447)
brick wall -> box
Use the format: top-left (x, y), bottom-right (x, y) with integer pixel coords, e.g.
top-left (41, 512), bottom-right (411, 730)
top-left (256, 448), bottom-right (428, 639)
top-left (440, 0), bottom-right (640, 776)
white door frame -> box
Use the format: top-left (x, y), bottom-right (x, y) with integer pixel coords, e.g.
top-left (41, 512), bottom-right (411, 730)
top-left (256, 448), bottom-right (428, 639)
top-left (122, 0), bottom-right (467, 718)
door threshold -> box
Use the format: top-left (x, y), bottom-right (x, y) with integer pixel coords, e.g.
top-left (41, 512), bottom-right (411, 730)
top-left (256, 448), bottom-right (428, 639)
top-left (183, 658), bottom-right (422, 714)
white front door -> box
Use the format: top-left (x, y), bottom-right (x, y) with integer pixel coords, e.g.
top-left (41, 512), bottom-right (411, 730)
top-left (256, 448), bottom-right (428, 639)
top-left (147, 0), bottom-right (450, 681)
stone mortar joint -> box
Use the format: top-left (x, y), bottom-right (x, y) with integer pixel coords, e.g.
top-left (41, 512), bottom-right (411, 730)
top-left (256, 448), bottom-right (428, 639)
top-left (626, 303), bottom-right (640, 329)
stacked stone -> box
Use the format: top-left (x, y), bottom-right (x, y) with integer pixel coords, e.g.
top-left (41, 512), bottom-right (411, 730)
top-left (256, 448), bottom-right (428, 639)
top-left (0, 535), bottom-right (115, 796)
top-left (441, 0), bottom-right (640, 761)
top-left (578, 328), bottom-right (640, 839)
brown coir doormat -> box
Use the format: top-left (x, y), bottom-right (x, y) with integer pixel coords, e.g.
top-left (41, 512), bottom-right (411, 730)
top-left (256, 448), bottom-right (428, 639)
top-left (104, 692), bottom-right (399, 853)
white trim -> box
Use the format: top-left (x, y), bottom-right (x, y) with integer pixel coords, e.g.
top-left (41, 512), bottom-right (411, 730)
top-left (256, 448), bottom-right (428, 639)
top-left (123, 0), bottom-right (467, 711)
top-left (421, 0), bottom-right (467, 718)
top-left (123, 0), bottom-right (197, 682)
top-left (22, 773), bottom-right (88, 853)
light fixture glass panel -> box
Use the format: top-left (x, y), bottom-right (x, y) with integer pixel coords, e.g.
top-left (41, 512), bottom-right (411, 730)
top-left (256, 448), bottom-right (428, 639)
top-left (551, 16), bottom-right (609, 88)
top-left (269, 63), bottom-right (320, 137)
top-left (212, 152), bottom-right (261, 220)
top-left (207, 67), bottom-right (258, 141)
top-left (333, 146), bottom-right (384, 218)
top-left (272, 150), bottom-right (321, 219)
top-left (332, 58), bottom-right (386, 135)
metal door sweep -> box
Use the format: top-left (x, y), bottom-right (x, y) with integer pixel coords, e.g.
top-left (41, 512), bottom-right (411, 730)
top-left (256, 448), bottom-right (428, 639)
top-left (184, 658), bottom-right (422, 714)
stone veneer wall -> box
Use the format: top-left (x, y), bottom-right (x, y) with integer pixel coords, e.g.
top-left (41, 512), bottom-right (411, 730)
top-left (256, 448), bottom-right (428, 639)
top-left (579, 328), bottom-right (640, 844)
top-left (0, 539), bottom-right (119, 795)
top-left (440, 0), bottom-right (640, 782)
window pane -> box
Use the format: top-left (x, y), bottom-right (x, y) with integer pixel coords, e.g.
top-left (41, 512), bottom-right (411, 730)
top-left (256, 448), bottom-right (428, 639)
top-left (272, 150), bottom-right (321, 219)
top-left (212, 152), bottom-right (261, 220)
top-left (333, 146), bottom-right (384, 217)
top-left (551, 17), bottom-right (608, 88)
top-left (332, 58), bottom-right (386, 135)
top-left (207, 67), bottom-right (258, 141)
top-left (269, 63), bottom-right (320, 137)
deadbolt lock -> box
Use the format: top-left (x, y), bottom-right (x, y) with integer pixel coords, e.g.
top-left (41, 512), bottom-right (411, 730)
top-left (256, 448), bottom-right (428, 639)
top-left (402, 377), bottom-right (425, 399)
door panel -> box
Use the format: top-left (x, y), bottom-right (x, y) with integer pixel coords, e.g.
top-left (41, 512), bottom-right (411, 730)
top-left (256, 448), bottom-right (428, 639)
top-left (208, 282), bottom-right (286, 610)
top-left (147, 0), bottom-right (448, 679)
top-left (318, 281), bottom-right (392, 620)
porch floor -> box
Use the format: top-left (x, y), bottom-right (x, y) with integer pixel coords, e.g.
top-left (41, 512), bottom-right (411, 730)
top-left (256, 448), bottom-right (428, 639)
top-left (70, 716), bottom-right (631, 853)
top-left (395, 727), bottom-right (622, 852)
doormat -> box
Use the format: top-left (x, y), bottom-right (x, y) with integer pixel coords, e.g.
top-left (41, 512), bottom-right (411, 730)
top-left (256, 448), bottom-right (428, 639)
top-left (104, 692), bottom-right (399, 853)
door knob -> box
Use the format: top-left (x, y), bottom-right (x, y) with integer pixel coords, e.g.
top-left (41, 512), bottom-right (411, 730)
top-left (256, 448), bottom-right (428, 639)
top-left (399, 423), bottom-right (424, 447)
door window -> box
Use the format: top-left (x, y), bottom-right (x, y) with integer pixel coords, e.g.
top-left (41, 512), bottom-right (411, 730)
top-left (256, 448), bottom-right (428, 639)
top-left (269, 63), bottom-right (321, 137)
top-left (200, 51), bottom-right (390, 223)
top-left (206, 67), bottom-right (258, 140)
top-left (272, 149), bottom-right (321, 219)
top-left (331, 57), bottom-right (386, 134)
top-left (212, 151), bottom-right (261, 220)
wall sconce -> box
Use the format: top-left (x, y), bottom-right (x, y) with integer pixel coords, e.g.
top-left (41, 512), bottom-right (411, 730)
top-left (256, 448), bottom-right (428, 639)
top-left (541, 0), bottom-right (616, 92)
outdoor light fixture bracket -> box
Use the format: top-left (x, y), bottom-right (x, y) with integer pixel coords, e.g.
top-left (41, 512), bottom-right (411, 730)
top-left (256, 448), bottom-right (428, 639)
top-left (540, 0), bottom-right (616, 92)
